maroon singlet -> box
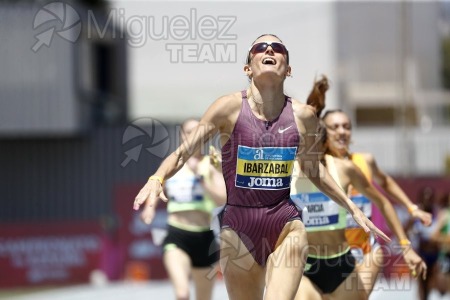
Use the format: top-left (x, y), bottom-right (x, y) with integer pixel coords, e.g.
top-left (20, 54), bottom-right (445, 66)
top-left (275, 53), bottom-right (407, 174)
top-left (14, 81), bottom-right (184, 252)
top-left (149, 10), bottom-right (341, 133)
top-left (220, 90), bottom-right (302, 266)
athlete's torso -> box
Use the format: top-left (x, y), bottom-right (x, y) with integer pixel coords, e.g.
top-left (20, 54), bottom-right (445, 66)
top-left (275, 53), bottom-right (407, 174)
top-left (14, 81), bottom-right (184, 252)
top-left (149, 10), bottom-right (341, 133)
top-left (291, 154), bottom-right (348, 232)
top-left (166, 156), bottom-right (215, 217)
top-left (291, 154), bottom-right (348, 255)
top-left (221, 90), bottom-right (300, 207)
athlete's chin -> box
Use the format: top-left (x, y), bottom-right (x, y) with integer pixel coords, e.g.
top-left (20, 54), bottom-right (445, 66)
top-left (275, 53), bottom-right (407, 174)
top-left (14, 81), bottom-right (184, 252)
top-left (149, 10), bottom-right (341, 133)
top-left (330, 144), bottom-right (347, 153)
top-left (253, 71), bottom-right (285, 83)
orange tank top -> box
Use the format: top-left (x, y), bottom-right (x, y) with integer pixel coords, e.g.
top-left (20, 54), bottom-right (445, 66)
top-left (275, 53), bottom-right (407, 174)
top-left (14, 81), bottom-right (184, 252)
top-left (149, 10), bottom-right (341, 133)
top-left (345, 153), bottom-right (374, 253)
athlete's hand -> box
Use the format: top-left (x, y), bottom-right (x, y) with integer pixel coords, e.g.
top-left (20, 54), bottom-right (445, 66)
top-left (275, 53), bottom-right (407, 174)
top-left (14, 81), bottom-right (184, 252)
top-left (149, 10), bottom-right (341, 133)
top-left (411, 208), bottom-right (432, 227)
top-left (402, 246), bottom-right (427, 280)
top-left (140, 204), bottom-right (156, 225)
top-left (209, 145), bottom-right (222, 171)
top-left (133, 178), bottom-right (168, 211)
top-left (351, 209), bottom-right (391, 243)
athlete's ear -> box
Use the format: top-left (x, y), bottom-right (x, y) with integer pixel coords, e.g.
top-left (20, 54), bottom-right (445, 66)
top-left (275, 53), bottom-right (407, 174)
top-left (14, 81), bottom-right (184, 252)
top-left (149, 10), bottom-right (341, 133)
top-left (244, 64), bottom-right (252, 78)
top-left (286, 66), bottom-right (292, 78)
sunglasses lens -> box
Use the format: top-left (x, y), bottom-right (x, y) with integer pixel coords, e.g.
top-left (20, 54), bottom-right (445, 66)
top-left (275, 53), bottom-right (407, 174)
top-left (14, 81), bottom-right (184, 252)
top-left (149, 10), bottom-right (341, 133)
top-left (247, 42), bottom-right (289, 64)
top-left (271, 43), bottom-right (287, 54)
top-left (250, 43), bottom-right (268, 54)
top-left (250, 42), bottom-right (287, 55)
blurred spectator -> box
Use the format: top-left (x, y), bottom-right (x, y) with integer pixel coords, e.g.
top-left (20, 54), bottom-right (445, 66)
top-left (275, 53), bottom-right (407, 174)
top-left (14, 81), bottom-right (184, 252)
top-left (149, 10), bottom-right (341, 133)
top-left (405, 187), bottom-right (440, 300)
top-left (430, 192), bottom-right (450, 298)
top-left (445, 154), bottom-right (450, 176)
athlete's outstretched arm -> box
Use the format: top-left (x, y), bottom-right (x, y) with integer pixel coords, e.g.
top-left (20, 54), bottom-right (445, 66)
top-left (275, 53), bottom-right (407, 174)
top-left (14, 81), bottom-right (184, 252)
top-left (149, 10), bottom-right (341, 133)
top-left (133, 96), bottom-right (231, 215)
top-left (293, 103), bottom-right (390, 242)
top-left (348, 163), bottom-right (427, 279)
top-left (367, 154), bottom-right (432, 226)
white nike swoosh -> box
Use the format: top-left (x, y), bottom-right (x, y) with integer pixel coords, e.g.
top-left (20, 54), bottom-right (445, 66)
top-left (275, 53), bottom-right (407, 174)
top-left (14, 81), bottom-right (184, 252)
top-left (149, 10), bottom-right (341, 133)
top-left (278, 126), bottom-right (293, 133)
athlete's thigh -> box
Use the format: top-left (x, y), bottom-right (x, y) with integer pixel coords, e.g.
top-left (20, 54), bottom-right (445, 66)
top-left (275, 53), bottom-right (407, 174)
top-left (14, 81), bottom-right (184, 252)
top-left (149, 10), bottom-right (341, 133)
top-left (356, 246), bottom-right (383, 295)
top-left (163, 248), bottom-right (192, 294)
top-left (325, 269), bottom-right (368, 300)
top-left (294, 275), bottom-right (322, 300)
top-left (219, 228), bottom-right (265, 300)
top-left (192, 267), bottom-right (216, 300)
top-left (265, 220), bottom-right (308, 300)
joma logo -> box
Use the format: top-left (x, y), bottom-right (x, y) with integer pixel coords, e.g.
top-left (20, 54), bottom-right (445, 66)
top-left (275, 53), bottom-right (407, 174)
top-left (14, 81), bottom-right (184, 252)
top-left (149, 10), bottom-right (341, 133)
top-left (248, 177), bottom-right (283, 188)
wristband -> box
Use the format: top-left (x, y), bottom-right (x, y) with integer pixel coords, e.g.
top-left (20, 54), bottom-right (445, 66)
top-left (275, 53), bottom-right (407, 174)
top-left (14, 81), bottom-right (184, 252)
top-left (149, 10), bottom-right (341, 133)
top-left (148, 175), bottom-right (163, 184)
top-left (408, 204), bottom-right (418, 214)
top-left (399, 239), bottom-right (411, 246)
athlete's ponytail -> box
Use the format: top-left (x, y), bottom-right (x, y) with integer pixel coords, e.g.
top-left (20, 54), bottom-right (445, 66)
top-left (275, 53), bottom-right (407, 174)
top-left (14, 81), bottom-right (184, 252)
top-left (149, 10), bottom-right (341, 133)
top-left (306, 75), bottom-right (329, 118)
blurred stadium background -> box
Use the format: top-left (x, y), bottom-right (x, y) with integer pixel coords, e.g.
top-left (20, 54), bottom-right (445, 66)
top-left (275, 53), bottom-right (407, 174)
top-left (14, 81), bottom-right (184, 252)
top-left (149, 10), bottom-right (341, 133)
top-left (0, 0), bottom-right (449, 299)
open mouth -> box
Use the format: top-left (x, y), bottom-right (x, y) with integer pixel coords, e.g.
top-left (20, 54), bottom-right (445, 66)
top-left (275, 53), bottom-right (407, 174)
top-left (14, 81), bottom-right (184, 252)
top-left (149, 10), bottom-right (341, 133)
top-left (262, 57), bottom-right (276, 65)
top-left (337, 138), bottom-right (348, 146)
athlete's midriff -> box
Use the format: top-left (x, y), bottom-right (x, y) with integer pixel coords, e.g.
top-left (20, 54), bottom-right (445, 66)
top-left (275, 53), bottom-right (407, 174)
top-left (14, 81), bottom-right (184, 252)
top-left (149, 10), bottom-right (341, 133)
top-left (220, 90), bottom-right (302, 266)
top-left (307, 229), bottom-right (349, 257)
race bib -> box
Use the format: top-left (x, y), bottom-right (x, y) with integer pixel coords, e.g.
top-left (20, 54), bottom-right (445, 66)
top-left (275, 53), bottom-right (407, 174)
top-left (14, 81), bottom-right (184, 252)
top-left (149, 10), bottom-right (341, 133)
top-left (235, 146), bottom-right (297, 190)
top-left (291, 192), bottom-right (347, 231)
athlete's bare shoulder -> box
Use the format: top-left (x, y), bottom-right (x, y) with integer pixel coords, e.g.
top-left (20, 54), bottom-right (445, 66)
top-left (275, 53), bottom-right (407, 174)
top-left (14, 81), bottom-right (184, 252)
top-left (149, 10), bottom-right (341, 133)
top-left (337, 157), bottom-right (358, 173)
top-left (291, 99), bottom-right (318, 134)
top-left (201, 91), bottom-right (243, 133)
top-left (291, 99), bottom-right (316, 120)
top-left (211, 91), bottom-right (242, 114)
top-left (333, 155), bottom-right (365, 184)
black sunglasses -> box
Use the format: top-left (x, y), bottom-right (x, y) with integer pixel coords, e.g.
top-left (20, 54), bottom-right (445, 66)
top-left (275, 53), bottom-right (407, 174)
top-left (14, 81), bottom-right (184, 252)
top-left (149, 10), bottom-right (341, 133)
top-left (246, 41), bottom-right (289, 64)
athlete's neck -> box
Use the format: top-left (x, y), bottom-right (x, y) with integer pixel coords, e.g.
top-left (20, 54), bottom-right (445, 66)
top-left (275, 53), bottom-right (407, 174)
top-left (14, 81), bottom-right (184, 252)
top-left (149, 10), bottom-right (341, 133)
top-left (328, 148), bottom-right (349, 160)
top-left (248, 83), bottom-right (285, 121)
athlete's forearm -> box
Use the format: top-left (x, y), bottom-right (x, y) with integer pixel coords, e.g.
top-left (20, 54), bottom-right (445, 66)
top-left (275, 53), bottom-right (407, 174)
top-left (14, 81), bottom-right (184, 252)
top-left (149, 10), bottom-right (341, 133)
top-left (374, 195), bottom-right (408, 242)
top-left (379, 175), bottom-right (415, 210)
top-left (377, 175), bottom-right (432, 225)
top-left (302, 161), bottom-right (357, 214)
top-left (152, 149), bottom-right (188, 181)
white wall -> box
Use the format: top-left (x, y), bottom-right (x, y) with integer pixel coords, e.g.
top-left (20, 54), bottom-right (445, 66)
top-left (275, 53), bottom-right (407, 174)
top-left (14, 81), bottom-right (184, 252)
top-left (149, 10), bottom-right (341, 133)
top-left (352, 127), bottom-right (450, 176)
top-left (109, 1), bottom-right (338, 122)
